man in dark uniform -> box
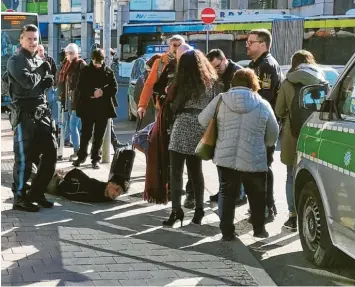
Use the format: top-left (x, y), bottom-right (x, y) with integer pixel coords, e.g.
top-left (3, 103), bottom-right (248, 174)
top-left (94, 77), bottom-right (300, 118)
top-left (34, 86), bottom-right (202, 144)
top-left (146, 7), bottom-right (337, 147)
top-left (247, 28), bottom-right (282, 221)
top-left (206, 49), bottom-right (245, 204)
top-left (7, 24), bottom-right (57, 212)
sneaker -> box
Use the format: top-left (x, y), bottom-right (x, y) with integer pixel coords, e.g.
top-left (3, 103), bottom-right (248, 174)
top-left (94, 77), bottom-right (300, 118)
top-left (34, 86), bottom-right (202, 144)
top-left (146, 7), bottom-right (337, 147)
top-left (222, 234), bottom-right (236, 241)
top-left (92, 161), bottom-right (100, 169)
top-left (253, 228), bottom-right (269, 238)
top-left (183, 195), bottom-right (195, 209)
top-left (284, 216), bottom-right (297, 231)
top-left (27, 195), bottom-right (54, 208)
top-left (13, 195), bottom-right (40, 212)
top-left (209, 193), bottom-right (219, 202)
top-left (235, 195), bottom-right (247, 206)
top-left (69, 152), bottom-right (78, 161)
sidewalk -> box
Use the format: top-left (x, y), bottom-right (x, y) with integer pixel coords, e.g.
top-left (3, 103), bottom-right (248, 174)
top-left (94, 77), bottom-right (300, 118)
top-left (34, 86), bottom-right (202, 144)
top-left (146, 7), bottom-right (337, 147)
top-left (1, 114), bottom-right (275, 286)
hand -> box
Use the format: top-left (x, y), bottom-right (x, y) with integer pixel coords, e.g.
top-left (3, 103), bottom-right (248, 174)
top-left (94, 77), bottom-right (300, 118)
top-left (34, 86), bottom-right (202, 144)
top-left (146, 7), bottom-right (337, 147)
top-left (41, 74), bottom-right (54, 90)
top-left (137, 107), bottom-right (146, 119)
top-left (40, 61), bottom-right (51, 73)
top-left (93, 89), bottom-right (103, 98)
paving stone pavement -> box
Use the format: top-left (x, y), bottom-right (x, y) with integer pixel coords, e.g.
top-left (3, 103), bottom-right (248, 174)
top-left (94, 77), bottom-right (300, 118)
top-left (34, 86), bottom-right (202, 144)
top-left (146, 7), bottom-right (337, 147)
top-left (1, 114), bottom-right (275, 286)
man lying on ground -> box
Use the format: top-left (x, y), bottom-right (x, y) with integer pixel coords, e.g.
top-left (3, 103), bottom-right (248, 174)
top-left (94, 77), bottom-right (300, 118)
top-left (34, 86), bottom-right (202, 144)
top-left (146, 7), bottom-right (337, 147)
top-left (47, 168), bottom-right (128, 202)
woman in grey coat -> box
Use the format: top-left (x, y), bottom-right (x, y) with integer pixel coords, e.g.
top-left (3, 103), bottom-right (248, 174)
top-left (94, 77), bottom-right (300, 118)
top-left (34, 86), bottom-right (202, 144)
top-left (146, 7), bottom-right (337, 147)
top-left (199, 68), bottom-right (279, 240)
top-left (162, 50), bottom-right (218, 227)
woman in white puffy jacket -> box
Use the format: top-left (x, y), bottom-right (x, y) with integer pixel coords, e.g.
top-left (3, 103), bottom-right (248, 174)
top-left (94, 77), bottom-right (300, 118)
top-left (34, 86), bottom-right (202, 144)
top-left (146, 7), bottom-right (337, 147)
top-left (198, 68), bottom-right (279, 240)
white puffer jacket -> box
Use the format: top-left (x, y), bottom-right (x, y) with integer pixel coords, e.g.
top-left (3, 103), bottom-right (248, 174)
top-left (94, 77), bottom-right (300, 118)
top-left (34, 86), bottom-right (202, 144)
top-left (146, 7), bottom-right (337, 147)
top-left (198, 87), bottom-right (279, 172)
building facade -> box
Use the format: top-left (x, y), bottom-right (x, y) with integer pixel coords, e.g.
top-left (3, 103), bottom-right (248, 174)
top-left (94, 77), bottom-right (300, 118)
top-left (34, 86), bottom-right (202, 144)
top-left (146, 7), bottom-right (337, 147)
top-left (3, 0), bottom-right (354, 63)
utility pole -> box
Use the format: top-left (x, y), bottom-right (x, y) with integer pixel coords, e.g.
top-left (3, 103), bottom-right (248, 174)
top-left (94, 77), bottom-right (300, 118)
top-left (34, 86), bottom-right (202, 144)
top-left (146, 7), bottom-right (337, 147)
top-left (101, 0), bottom-right (112, 163)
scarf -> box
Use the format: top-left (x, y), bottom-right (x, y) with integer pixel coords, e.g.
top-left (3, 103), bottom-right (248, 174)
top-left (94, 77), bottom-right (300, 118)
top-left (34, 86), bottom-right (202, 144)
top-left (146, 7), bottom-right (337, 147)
top-left (143, 100), bottom-right (171, 204)
top-left (57, 59), bottom-right (72, 84)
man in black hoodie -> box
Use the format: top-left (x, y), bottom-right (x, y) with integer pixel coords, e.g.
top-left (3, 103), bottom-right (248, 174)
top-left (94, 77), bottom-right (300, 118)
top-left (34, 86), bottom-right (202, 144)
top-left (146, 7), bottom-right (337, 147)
top-left (206, 49), bottom-right (245, 204)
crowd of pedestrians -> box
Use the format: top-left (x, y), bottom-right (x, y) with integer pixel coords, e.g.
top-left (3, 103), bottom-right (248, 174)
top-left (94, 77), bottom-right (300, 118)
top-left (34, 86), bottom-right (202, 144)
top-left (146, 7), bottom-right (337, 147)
top-left (7, 23), bottom-right (327, 239)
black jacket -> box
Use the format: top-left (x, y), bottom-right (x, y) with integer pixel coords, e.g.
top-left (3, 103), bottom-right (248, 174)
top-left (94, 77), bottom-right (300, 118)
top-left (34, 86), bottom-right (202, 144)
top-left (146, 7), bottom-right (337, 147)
top-left (77, 62), bottom-right (118, 119)
top-left (221, 59), bottom-right (243, 92)
top-left (7, 48), bottom-right (47, 112)
top-left (249, 52), bottom-right (282, 109)
top-left (59, 168), bottom-right (110, 202)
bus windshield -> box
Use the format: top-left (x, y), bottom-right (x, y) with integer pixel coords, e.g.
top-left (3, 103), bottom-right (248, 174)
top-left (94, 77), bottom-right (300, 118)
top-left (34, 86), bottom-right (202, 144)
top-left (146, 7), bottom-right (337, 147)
top-left (1, 12), bottom-right (39, 105)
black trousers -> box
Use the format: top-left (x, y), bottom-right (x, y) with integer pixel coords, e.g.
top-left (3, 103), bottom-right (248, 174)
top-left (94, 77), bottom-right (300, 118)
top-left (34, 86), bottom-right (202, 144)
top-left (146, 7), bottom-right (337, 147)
top-left (266, 145), bottom-right (276, 209)
top-left (13, 113), bottom-right (57, 198)
top-left (170, 151), bottom-right (204, 210)
top-left (217, 166), bottom-right (266, 236)
top-left (78, 117), bottom-right (107, 162)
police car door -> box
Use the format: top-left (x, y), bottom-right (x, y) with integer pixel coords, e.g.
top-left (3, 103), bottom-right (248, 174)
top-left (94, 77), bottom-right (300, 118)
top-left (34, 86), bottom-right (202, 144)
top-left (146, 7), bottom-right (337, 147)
top-left (316, 60), bottom-right (355, 256)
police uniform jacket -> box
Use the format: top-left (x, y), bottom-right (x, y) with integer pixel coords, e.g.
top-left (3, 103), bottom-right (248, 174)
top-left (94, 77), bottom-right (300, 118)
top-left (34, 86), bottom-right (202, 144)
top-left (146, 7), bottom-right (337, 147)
top-left (249, 51), bottom-right (282, 109)
top-left (7, 48), bottom-right (47, 112)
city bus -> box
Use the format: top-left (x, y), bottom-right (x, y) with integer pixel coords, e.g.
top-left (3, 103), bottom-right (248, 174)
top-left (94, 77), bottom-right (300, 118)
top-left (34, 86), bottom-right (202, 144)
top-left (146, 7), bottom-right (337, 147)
top-left (1, 12), bottom-right (40, 107)
top-left (119, 14), bottom-right (355, 66)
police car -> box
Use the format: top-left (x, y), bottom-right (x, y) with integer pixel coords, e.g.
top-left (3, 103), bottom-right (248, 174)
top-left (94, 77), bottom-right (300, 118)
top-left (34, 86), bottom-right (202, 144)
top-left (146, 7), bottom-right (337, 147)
top-left (295, 54), bottom-right (355, 267)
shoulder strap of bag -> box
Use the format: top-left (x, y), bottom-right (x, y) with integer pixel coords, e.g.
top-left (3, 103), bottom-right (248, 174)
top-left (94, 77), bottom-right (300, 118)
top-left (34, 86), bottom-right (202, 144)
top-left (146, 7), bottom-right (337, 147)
top-left (156, 58), bottom-right (164, 79)
top-left (213, 96), bottom-right (223, 119)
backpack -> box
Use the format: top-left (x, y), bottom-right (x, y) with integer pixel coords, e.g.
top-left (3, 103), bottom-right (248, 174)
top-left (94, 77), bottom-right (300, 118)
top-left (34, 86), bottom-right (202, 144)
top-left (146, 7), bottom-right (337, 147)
top-left (288, 81), bottom-right (316, 138)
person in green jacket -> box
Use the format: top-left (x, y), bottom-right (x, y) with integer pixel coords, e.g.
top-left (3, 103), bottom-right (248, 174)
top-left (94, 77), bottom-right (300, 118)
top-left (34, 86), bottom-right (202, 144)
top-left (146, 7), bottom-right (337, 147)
top-left (275, 50), bottom-right (325, 231)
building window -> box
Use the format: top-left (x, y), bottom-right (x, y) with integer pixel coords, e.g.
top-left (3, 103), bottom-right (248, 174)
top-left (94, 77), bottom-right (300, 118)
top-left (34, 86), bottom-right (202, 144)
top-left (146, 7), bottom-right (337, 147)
top-left (152, 0), bottom-right (174, 10)
top-left (129, 0), bottom-right (175, 11)
top-left (249, 0), bottom-right (277, 9)
top-left (26, 0), bottom-right (48, 14)
top-left (59, 24), bottom-right (82, 53)
top-left (59, 0), bottom-right (81, 13)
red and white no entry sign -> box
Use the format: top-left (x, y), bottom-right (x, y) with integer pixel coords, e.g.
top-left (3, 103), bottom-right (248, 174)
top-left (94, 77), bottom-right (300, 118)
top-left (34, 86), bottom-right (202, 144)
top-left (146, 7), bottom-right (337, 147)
top-left (201, 7), bottom-right (216, 24)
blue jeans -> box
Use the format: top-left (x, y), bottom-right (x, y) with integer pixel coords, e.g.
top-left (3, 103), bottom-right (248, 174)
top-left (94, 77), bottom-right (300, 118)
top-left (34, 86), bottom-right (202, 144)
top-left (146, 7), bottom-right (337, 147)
top-left (46, 87), bottom-right (58, 124)
top-left (69, 110), bottom-right (81, 152)
top-left (286, 166), bottom-right (295, 213)
top-left (64, 96), bottom-right (71, 143)
top-left (240, 184), bottom-right (245, 200)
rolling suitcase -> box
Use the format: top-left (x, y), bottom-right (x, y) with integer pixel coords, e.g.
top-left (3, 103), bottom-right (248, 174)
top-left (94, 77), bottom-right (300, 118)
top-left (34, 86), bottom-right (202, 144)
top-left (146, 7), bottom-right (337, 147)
top-left (108, 119), bottom-right (142, 193)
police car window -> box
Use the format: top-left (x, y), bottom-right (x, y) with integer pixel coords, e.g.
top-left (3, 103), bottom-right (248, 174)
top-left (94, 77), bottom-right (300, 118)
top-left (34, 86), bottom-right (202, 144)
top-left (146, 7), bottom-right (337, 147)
top-left (338, 65), bottom-right (355, 122)
top-left (130, 61), bottom-right (140, 80)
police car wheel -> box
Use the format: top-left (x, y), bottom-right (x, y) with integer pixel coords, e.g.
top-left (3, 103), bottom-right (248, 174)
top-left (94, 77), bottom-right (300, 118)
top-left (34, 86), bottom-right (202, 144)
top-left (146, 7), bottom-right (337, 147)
top-left (298, 181), bottom-right (341, 267)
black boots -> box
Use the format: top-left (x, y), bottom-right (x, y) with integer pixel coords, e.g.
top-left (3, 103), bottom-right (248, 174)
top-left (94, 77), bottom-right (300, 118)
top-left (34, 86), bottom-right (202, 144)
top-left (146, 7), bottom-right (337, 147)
top-left (163, 208), bottom-right (184, 227)
top-left (191, 208), bottom-right (205, 225)
top-left (13, 194), bottom-right (39, 212)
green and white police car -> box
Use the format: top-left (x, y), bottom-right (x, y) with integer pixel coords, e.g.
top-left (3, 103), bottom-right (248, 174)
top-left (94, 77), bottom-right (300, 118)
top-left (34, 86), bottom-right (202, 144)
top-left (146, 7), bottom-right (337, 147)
top-left (295, 54), bottom-right (355, 267)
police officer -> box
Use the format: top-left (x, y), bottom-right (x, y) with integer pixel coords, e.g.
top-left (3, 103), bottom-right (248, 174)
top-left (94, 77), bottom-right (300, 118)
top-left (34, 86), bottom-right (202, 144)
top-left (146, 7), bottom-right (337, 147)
top-left (247, 28), bottom-right (282, 222)
top-left (7, 24), bottom-right (57, 212)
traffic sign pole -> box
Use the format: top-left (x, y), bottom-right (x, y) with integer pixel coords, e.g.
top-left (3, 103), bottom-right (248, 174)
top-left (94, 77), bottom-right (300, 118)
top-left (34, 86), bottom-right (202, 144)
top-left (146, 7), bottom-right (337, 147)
top-left (206, 25), bottom-right (209, 53)
top-left (201, 8), bottom-right (216, 54)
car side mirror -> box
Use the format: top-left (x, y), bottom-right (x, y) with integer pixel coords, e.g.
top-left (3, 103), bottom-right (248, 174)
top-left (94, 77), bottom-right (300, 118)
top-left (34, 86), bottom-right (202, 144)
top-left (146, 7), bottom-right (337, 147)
top-left (300, 83), bottom-right (329, 112)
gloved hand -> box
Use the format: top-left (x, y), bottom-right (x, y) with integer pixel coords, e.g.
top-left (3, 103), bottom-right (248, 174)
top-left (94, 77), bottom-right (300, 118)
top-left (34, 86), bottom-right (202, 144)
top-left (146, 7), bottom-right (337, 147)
top-left (41, 74), bottom-right (54, 90)
top-left (38, 61), bottom-right (51, 76)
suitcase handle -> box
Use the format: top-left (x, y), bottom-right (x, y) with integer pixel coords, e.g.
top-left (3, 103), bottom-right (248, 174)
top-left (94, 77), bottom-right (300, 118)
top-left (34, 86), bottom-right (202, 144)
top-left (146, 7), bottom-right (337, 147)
top-left (132, 118), bottom-right (143, 151)
top-left (135, 118), bottom-right (143, 133)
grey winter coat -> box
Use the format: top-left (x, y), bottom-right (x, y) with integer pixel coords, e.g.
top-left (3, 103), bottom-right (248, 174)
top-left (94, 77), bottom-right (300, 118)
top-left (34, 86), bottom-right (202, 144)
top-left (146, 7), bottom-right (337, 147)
top-left (198, 87), bottom-right (279, 172)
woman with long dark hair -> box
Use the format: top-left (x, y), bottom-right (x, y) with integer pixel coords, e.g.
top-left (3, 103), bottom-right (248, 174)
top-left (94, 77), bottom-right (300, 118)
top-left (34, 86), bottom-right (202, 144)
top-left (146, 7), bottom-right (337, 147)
top-left (162, 49), bottom-right (218, 227)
